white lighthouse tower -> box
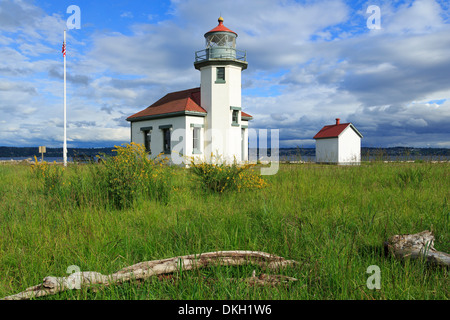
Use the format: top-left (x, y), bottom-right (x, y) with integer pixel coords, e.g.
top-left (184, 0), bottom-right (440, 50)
top-left (194, 17), bottom-right (250, 163)
top-left (127, 17), bottom-right (252, 165)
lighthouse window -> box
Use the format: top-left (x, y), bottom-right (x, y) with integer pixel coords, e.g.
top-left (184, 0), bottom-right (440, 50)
top-left (159, 125), bottom-right (172, 154)
top-left (232, 110), bottom-right (239, 125)
top-left (143, 130), bottom-right (151, 153)
top-left (216, 67), bottom-right (225, 83)
top-left (193, 127), bottom-right (201, 154)
top-left (140, 126), bottom-right (153, 154)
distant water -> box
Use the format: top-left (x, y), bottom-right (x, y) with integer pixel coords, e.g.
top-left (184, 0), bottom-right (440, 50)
top-left (2, 155), bottom-right (449, 163)
top-left (0, 157), bottom-right (73, 163)
top-left (277, 155), bottom-right (450, 162)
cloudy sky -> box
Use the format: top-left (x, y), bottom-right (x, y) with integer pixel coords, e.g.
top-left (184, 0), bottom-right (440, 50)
top-left (0, 0), bottom-right (449, 148)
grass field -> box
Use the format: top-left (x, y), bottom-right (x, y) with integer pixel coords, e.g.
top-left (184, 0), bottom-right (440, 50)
top-left (0, 150), bottom-right (448, 300)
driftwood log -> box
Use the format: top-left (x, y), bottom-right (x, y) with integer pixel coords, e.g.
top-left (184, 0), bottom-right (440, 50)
top-left (2, 250), bottom-right (299, 300)
top-left (385, 230), bottom-right (450, 267)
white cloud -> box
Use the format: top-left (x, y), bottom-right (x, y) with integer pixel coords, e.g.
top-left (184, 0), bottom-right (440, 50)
top-left (383, 0), bottom-right (445, 34)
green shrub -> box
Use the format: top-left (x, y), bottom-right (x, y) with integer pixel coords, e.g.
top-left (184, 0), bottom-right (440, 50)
top-left (189, 155), bottom-right (267, 193)
top-left (30, 156), bottom-right (65, 196)
top-left (29, 144), bottom-right (173, 210)
top-left (96, 143), bottom-right (173, 209)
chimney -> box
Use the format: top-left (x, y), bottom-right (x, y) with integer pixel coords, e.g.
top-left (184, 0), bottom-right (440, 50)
top-left (336, 118), bottom-right (340, 125)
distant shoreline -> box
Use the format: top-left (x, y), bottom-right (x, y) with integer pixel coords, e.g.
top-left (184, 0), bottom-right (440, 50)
top-left (1, 146), bottom-right (449, 159)
top-left (0, 147), bottom-right (115, 159)
top-left (0, 148), bottom-right (450, 164)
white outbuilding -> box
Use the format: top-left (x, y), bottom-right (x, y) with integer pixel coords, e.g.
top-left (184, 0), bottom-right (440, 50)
top-left (313, 118), bottom-right (363, 165)
top-left (126, 17), bottom-right (252, 164)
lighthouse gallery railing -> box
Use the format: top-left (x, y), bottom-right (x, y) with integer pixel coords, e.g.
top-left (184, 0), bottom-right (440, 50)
top-left (195, 48), bottom-right (247, 63)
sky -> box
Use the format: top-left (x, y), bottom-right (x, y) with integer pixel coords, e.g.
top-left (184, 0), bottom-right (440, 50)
top-left (0, 0), bottom-right (449, 149)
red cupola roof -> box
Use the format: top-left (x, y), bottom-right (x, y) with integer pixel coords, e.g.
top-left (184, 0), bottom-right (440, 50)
top-left (205, 17), bottom-right (237, 36)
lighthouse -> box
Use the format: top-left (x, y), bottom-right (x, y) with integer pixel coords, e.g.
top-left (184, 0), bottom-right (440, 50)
top-left (127, 17), bottom-right (252, 164)
top-left (194, 17), bottom-right (250, 162)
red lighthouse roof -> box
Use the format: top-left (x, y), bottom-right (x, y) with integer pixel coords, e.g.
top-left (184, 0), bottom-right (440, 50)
top-left (205, 17), bottom-right (238, 36)
top-left (126, 88), bottom-right (206, 121)
top-left (126, 87), bottom-right (253, 122)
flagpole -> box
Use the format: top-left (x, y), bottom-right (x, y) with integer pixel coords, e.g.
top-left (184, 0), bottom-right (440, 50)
top-left (63, 30), bottom-right (67, 167)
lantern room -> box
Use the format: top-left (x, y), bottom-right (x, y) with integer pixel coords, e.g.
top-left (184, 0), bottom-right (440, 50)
top-left (195, 17), bottom-right (247, 64)
top-left (205, 17), bottom-right (237, 49)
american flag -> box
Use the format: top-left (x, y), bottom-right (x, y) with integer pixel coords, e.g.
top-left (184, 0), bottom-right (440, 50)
top-left (62, 41), bottom-right (66, 57)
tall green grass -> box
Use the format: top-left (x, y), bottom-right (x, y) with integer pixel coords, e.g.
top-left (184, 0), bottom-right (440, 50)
top-left (0, 159), bottom-right (448, 300)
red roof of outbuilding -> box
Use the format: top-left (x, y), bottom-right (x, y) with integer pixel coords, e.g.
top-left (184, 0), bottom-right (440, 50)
top-left (314, 122), bottom-right (362, 139)
top-left (205, 17), bottom-right (237, 36)
top-left (127, 88), bottom-right (206, 121)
